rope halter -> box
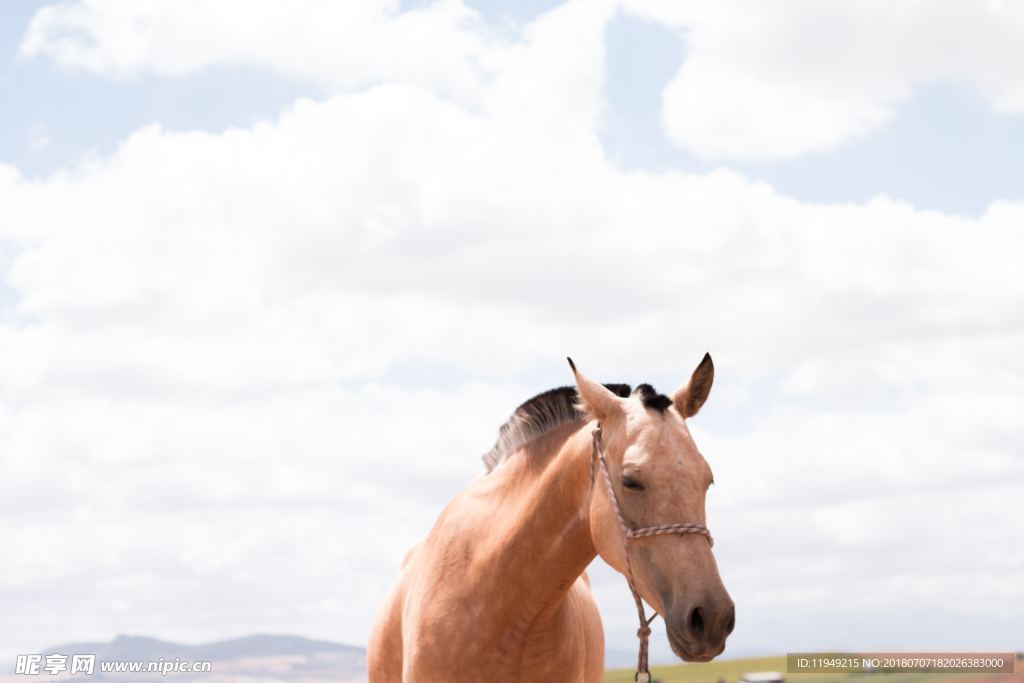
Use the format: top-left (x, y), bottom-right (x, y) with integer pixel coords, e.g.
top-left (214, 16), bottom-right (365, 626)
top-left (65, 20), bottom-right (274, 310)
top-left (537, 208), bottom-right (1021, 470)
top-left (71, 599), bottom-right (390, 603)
top-left (591, 424), bottom-right (713, 683)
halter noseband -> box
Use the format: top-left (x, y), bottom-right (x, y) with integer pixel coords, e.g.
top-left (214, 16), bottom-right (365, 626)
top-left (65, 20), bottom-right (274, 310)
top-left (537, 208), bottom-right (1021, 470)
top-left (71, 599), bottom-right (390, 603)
top-left (591, 423), bottom-right (713, 683)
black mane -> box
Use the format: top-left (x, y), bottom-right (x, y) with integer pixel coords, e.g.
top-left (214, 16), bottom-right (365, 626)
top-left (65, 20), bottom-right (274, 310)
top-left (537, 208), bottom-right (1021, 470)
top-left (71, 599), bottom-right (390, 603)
top-left (481, 381), bottom-right (673, 472)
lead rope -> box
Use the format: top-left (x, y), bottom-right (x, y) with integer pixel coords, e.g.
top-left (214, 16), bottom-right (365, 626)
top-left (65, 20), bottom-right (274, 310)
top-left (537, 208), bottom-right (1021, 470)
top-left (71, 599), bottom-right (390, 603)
top-left (591, 424), bottom-right (713, 683)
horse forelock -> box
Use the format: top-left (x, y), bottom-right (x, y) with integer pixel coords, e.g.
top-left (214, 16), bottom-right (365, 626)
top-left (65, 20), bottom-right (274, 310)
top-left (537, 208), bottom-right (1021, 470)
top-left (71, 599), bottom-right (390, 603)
top-left (633, 383), bottom-right (673, 413)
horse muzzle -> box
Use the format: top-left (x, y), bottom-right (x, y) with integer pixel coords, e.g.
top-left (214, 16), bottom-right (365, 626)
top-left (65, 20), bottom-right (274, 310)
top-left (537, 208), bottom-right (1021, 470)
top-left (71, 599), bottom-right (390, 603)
top-left (665, 596), bottom-right (735, 662)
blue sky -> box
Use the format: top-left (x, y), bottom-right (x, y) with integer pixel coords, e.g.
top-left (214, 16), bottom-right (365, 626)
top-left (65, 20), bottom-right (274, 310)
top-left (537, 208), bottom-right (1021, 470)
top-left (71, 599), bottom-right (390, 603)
top-left (1, 0), bottom-right (1022, 667)
top-left (5, 1), bottom-right (1024, 215)
top-left (0, 3), bottom-right (312, 180)
top-left (602, 13), bottom-right (1024, 215)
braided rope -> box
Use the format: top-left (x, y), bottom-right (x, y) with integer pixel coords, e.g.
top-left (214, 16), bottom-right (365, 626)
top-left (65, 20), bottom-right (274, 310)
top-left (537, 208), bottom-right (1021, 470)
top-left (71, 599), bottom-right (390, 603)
top-left (591, 425), bottom-right (713, 682)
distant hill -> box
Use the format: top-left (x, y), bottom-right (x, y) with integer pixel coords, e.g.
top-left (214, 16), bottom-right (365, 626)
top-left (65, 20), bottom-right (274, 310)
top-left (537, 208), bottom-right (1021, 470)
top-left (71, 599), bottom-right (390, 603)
top-left (1, 634), bottom-right (366, 683)
top-left (47, 633), bottom-right (364, 662)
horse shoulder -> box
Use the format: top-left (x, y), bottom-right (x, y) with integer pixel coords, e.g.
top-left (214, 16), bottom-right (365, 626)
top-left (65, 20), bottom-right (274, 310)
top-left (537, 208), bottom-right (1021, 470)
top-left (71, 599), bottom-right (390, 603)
top-left (518, 572), bottom-right (605, 682)
top-left (367, 539), bottom-right (425, 683)
top-left (401, 538), bottom-right (424, 568)
top-left (567, 572), bottom-right (605, 682)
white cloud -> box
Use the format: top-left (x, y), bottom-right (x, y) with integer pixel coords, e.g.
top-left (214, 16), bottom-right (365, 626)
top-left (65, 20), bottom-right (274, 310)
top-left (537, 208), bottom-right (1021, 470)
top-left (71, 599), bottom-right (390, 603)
top-left (624, 0), bottom-right (1024, 159)
top-left (18, 0), bottom-right (489, 98)
top-left (2, 0), bottom-right (1023, 664)
top-left (23, 1), bottom-right (1024, 161)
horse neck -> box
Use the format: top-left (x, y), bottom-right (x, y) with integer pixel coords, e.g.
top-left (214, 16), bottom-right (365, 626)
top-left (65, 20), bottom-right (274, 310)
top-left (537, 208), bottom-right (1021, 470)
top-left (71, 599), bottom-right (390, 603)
top-left (487, 421), bottom-right (597, 615)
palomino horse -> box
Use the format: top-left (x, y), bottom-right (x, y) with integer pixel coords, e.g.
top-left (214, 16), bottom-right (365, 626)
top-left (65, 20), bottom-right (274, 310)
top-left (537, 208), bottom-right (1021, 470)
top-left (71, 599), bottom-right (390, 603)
top-left (367, 355), bottom-right (734, 682)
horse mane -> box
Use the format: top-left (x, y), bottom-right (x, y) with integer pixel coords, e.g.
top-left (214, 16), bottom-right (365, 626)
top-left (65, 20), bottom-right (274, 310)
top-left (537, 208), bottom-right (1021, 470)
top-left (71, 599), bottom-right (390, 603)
top-left (482, 383), bottom-right (633, 472)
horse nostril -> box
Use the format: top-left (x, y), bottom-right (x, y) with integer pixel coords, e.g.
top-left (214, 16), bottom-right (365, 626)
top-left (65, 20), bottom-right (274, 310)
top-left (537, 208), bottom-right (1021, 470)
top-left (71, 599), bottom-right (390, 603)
top-left (689, 607), bottom-right (705, 636)
top-left (725, 605), bottom-right (736, 635)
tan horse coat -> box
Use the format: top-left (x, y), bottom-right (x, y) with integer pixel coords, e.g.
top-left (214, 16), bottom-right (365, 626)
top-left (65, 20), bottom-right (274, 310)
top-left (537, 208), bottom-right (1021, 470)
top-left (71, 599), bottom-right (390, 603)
top-left (368, 357), bottom-right (733, 682)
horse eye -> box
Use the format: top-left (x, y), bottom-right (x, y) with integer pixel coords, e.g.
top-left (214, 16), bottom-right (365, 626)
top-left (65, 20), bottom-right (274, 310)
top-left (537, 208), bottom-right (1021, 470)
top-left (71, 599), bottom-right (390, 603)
top-left (621, 476), bottom-right (645, 492)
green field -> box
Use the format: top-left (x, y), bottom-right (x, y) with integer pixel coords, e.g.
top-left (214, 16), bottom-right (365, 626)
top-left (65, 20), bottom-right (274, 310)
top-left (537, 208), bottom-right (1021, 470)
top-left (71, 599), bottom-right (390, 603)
top-left (604, 656), bottom-right (1016, 683)
top-left (605, 655), bottom-right (787, 683)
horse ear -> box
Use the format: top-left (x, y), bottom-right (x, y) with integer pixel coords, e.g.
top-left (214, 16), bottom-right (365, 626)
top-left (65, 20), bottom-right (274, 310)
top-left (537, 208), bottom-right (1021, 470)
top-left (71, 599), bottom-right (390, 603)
top-left (567, 357), bottom-right (623, 421)
top-left (673, 352), bottom-right (714, 418)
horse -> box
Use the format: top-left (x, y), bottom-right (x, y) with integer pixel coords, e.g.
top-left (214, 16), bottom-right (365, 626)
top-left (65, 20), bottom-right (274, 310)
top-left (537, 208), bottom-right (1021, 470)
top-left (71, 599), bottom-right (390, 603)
top-left (367, 355), bottom-right (734, 682)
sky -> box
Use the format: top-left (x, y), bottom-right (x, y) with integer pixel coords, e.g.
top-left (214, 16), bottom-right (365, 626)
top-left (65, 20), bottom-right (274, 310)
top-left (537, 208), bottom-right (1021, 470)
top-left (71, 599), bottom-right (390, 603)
top-left (1, 0), bottom-right (1023, 668)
